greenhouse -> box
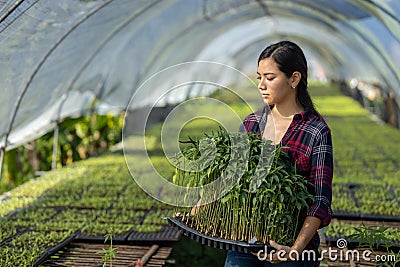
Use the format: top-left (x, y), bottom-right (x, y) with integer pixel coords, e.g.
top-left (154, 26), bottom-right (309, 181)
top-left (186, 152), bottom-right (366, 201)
top-left (0, 0), bottom-right (399, 266)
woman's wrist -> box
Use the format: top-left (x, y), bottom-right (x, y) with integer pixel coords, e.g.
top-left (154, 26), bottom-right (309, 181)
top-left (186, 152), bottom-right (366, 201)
top-left (290, 244), bottom-right (304, 254)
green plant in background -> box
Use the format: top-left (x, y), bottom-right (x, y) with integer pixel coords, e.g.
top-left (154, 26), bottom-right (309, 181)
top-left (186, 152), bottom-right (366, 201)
top-left (173, 130), bottom-right (313, 245)
top-left (1, 113), bottom-right (123, 194)
top-left (347, 224), bottom-right (400, 267)
top-left (97, 233), bottom-right (118, 267)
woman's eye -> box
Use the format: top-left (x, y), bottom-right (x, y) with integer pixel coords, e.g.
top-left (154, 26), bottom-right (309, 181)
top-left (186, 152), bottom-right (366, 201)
top-left (256, 77), bottom-right (261, 80)
top-left (267, 77), bottom-right (274, 81)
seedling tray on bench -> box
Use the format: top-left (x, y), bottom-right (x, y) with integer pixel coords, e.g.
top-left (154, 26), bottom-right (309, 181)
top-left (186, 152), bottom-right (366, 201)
top-left (167, 217), bottom-right (269, 253)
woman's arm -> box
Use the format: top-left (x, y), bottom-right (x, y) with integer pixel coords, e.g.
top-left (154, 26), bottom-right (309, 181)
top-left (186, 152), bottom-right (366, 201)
top-left (265, 216), bottom-right (320, 263)
top-left (291, 216), bottom-right (321, 253)
top-left (306, 130), bottom-right (333, 228)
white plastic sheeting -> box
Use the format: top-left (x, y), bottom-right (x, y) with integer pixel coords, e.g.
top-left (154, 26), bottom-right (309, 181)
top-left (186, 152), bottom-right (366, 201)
top-left (0, 0), bottom-right (399, 150)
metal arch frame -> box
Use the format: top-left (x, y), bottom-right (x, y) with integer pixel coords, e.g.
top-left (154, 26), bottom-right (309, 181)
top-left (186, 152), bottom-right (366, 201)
top-left (193, 9), bottom-right (347, 68)
top-left (49, 0), bottom-right (167, 169)
top-left (0, 0), bottom-right (176, 179)
top-left (0, 0), bottom-right (27, 25)
top-left (53, 0), bottom-right (166, 123)
top-left (202, 14), bottom-right (345, 73)
top-left (123, 0), bottom-right (216, 109)
top-left (140, 0), bottom-right (400, 93)
top-left (332, 23), bottom-right (400, 96)
top-left (286, 36), bottom-right (343, 73)
top-left (135, 18), bottom-right (207, 104)
top-left (352, 0), bottom-right (400, 39)
top-left (253, 12), bottom-right (365, 75)
top-left (120, 3), bottom-right (265, 110)
top-left (1, 0), bottom-right (397, 134)
top-left (363, 0), bottom-right (400, 23)
top-left (231, 34), bottom-right (343, 77)
top-left (259, 0), bottom-right (400, 96)
top-left (125, 0), bottom-right (400, 109)
top-left (0, 0), bottom-right (114, 180)
top-left (203, 0), bottom-right (254, 21)
top-left (174, 4), bottom-right (348, 76)
top-left (4, 0), bottom-right (396, 136)
top-left (219, 0), bottom-right (400, 95)
top-left (132, 0), bottom-right (264, 106)
top-left (3, 0), bottom-right (173, 174)
top-left (1, 0), bottom-right (400, 179)
top-left (0, 0), bottom-right (38, 32)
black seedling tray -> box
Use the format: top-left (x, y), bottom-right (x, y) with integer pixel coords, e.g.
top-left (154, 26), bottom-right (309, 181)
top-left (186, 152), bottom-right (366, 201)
top-left (127, 226), bottom-right (181, 243)
top-left (74, 231), bottom-right (131, 242)
top-left (167, 217), bottom-right (269, 253)
top-left (321, 230), bottom-right (400, 252)
top-left (333, 211), bottom-right (400, 222)
top-left (33, 233), bottom-right (78, 267)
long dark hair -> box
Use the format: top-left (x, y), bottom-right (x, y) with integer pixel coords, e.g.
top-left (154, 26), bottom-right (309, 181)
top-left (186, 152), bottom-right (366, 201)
top-left (258, 41), bottom-right (318, 115)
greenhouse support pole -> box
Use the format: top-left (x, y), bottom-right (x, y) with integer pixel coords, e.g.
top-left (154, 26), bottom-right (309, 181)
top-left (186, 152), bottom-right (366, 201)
top-left (0, 148), bottom-right (4, 183)
top-left (52, 125), bottom-right (59, 170)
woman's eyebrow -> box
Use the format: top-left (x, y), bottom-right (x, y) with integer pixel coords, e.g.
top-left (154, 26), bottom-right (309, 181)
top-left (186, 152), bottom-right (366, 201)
top-left (257, 71), bottom-right (275, 75)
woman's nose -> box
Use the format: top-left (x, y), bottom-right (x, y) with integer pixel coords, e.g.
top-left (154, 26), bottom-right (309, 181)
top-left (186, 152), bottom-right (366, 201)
top-left (258, 79), bottom-right (266, 91)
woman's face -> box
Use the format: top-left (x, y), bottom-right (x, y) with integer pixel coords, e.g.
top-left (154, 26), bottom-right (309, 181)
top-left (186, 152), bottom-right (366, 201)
top-left (257, 57), bottom-right (294, 106)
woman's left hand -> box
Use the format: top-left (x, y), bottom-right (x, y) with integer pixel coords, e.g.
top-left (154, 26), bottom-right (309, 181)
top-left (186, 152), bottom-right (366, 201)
top-left (253, 240), bottom-right (299, 263)
top-left (268, 240), bottom-right (294, 263)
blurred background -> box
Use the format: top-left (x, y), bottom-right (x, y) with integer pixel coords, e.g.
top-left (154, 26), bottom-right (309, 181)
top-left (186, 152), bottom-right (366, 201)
top-left (0, 1), bottom-right (399, 266)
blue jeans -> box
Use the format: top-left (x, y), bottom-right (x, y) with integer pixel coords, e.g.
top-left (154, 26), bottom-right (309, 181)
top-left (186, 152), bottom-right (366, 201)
top-left (224, 251), bottom-right (316, 267)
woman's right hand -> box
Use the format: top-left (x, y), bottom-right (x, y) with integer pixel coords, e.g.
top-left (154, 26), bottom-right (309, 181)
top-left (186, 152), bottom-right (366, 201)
top-left (174, 199), bottom-right (202, 218)
top-left (190, 198), bottom-right (202, 215)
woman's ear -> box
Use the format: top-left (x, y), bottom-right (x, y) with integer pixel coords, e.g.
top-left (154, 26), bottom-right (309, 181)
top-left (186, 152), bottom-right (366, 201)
top-left (291, 71), bottom-right (301, 89)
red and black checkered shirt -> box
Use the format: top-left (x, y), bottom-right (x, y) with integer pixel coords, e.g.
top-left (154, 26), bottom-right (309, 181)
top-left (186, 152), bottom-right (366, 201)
top-left (240, 107), bottom-right (333, 252)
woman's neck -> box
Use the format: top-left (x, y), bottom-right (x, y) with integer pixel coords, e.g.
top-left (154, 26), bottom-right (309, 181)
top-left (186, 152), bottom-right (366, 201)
top-left (272, 100), bottom-right (304, 118)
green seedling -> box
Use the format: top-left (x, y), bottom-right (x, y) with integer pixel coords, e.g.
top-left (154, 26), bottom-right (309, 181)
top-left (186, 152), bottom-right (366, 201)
top-left (97, 233), bottom-right (118, 267)
top-left (173, 130), bottom-right (313, 245)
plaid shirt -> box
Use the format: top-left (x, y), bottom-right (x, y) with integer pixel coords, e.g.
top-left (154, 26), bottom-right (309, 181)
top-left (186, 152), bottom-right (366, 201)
top-left (240, 107), bottom-right (333, 253)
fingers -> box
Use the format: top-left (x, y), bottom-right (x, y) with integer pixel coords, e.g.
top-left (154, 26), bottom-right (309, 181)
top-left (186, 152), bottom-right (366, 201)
top-left (269, 240), bottom-right (283, 251)
top-left (174, 212), bottom-right (186, 217)
top-left (174, 212), bottom-right (190, 218)
top-left (190, 205), bottom-right (200, 216)
top-left (265, 240), bottom-right (292, 263)
top-left (190, 199), bottom-right (202, 215)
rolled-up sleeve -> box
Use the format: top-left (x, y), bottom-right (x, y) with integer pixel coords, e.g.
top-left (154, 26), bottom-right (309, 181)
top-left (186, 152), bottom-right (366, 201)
top-left (307, 130), bottom-right (333, 228)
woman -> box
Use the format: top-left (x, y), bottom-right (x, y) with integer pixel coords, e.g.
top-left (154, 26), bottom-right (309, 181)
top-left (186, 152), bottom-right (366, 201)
top-left (225, 41), bottom-right (333, 266)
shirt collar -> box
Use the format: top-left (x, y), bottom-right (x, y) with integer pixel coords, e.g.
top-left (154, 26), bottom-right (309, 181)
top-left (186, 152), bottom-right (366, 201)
top-left (262, 106), bottom-right (311, 121)
top-left (294, 110), bottom-right (311, 120)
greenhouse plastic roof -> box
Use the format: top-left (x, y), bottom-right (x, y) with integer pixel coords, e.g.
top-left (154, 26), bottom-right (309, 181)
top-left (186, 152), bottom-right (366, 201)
top-left (0, 0), bottom-right (399, 149)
